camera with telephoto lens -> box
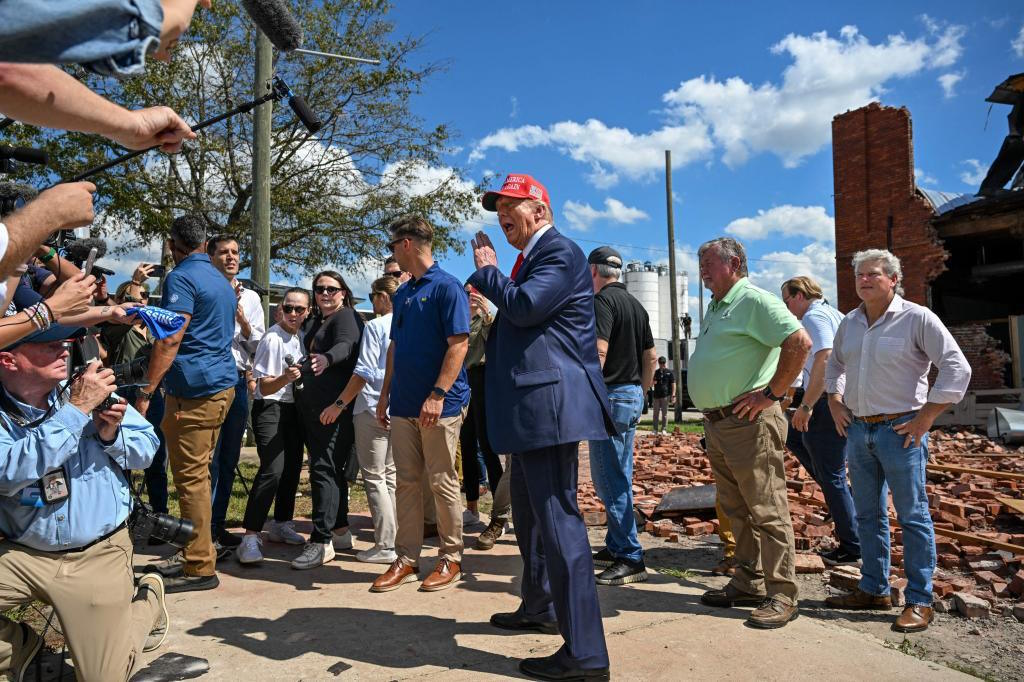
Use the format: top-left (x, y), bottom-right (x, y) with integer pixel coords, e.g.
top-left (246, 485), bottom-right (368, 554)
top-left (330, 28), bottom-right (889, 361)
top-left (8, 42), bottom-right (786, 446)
top-left (128, 498), bottom-right (196, 548)
top-left (73, 357), bottom-right (149, 410)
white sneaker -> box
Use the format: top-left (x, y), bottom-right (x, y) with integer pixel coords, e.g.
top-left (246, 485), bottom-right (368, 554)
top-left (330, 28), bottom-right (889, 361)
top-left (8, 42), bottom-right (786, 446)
top-left (267, 520), bottom-right (305, 545)
top-left (356, 546), bottom-right (398, 564)
top-left (138, 573), bottom-right (169, 653)
top-left (237, 534), bottom-right (264, 564)
top-left (331, 529), bottom-right (353, 550)
top-left (291, 541), bottom-right (335, 569)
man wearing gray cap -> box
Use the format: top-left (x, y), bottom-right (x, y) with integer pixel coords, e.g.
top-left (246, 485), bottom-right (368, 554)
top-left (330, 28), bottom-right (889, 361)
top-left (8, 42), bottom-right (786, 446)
top-left (587, 246), bottom-right (657, 586)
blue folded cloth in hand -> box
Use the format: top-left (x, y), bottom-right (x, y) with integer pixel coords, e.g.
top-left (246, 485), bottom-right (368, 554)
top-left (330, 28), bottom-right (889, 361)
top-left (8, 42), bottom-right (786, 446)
top-left (125, 306), bottom-right (186, 340)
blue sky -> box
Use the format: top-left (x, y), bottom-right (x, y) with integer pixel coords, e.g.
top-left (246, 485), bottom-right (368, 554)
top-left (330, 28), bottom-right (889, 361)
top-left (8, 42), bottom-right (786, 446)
top-left (378, 1), bottom-right (1021, 313)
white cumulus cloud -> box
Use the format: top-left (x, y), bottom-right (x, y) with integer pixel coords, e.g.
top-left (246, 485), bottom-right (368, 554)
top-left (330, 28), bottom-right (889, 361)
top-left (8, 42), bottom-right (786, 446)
top-left (960, 159), bottom-right (989, 186)
top-left (724, 205), bottom-right (835, 243)
top-left (748, 242), bottom-right (839, 308)
top-left (562, 198), bottom-right (649, 232)
top-left (938, 71), bottom-right (964, 98)
top-left (914, 167), bottom-right (938, 186)
top-left (1012, 24), bottom-right (1024, 57)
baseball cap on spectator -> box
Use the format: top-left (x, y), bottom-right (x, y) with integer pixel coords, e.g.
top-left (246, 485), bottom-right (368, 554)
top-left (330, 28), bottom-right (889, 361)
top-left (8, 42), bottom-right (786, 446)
top-left (2, 324), bottom-right (84, 351)
top-left (482, 174), bottom-right (550, 211)
top-left (587, 246), bottom-right (623, 269)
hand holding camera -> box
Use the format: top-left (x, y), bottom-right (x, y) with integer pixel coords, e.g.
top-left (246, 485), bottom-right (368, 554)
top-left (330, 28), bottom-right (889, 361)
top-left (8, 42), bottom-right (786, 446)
top-left (68, 361), bottom-right (117, 414)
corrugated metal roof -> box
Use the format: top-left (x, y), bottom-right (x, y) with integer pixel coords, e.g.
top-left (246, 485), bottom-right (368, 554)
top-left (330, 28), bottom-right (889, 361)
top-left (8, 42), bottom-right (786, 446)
top-left (918, 188), bottom-right (980, 215)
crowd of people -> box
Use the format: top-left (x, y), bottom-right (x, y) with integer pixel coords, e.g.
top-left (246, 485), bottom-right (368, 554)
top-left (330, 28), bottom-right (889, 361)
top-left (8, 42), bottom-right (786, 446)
top-left (0, 3), bottom-right (977, 681)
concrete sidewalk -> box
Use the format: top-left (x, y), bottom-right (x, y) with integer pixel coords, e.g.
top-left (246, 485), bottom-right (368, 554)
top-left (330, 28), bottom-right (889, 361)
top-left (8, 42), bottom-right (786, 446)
top-left (130, 514), bottom-right (967, 681)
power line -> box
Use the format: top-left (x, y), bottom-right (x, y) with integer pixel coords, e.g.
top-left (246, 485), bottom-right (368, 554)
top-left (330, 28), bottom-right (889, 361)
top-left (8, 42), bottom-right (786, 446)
top-left (460, 216), bottom-right (837, 267)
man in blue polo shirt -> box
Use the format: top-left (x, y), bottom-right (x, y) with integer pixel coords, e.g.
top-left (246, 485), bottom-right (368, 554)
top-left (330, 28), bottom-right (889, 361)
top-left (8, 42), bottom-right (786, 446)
top-left (372, 215), bottom-right (470, 594)
top-left (136, 214), bottom-right (236, 593)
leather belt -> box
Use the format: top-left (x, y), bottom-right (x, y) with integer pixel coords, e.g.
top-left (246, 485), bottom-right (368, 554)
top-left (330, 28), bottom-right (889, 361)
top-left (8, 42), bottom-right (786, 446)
top-left (702, 404), bottom-right (735, 423)
top-left (856, 411), bottom-right (913, 424)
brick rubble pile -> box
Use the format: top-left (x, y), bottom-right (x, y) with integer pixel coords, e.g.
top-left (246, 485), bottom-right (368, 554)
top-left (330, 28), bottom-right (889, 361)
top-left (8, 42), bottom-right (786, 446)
top-left (577, 428), bottom-right (1024, 621)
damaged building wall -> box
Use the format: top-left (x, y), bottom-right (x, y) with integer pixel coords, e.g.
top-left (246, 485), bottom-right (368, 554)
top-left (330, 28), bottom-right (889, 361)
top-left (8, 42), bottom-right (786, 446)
top-left (831, 102), bottom-right (1012, 391)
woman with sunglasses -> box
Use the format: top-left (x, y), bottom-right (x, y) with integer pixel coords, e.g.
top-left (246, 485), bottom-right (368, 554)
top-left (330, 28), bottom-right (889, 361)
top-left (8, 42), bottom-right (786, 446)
top-left (237, 288), bottom-right (311, 564)
top-left (320, 276), bottom-right (399, 564)
top-left (292, 271), bottom-right (365, 569)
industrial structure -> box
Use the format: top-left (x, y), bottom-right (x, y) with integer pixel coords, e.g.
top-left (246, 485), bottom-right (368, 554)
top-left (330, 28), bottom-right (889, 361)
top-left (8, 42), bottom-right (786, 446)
top-left (623, 261), bottom-right (689, 361)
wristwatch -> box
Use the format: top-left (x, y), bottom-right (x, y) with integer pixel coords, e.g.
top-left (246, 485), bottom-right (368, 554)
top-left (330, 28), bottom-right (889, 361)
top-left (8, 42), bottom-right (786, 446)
top-left (138, 388), bottom-right (154, 401)
top-left (431, 386), bottom-right (447, 399)
top-left (333, 399), bottom-right (348, 411)
top-left (762, 386), bottom-right (784, 402)
top-left (798, 403), bottom-right (813, 413)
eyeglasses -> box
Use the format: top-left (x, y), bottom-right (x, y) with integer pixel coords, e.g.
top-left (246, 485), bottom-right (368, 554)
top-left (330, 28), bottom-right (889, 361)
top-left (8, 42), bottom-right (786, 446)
top-left (387, 237), bottom-right (407, 253)
top-left (314, 285), bottom-right (342, 295)
top-left (281, 304), bottom-right (307, 314)
top-left (385, 270), bottom-right (405, 278)
top-left (121, 292), bottom-right (150, 303)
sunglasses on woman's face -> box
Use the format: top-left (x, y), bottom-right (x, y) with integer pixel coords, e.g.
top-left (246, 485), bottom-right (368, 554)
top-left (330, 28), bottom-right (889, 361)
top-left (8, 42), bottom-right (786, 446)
top-left (281, 304), bottom-right (307, 314)
top-left (314, 285), bottom-right (342, 295)
top-left (121, 292), bottom-right (149, 303)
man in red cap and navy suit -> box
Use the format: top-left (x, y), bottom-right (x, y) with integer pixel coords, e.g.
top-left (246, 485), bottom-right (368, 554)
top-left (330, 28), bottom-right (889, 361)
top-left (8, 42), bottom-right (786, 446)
top-left (469, 174), bottom-right (613, 681)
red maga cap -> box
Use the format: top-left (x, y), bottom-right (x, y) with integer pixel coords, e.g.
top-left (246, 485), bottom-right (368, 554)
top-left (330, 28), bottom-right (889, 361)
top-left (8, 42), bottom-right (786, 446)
top-left (481, 174), bottom-right (550, 212)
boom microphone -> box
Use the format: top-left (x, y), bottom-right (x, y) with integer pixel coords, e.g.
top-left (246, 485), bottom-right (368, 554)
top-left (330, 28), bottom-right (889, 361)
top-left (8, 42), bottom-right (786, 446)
top-left (64, 238), bottom-right (108, 265)
top-left (0, 182), bottom-right (38, 204)
top-left (0, 145), bottom-right (48, 165)
top-left (241, 0), bottom-right (304, 52)
top-left (287, 93), bottom-right (322, 134)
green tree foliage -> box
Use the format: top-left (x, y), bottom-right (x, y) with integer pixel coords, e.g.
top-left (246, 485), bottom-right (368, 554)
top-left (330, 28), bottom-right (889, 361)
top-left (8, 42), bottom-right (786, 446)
top-left (8, 0), bottom-right (480, 276)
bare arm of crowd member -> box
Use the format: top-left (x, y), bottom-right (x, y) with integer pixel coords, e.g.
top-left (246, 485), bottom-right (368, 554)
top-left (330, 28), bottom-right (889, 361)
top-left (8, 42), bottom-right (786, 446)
top-left (641, 346), bottom-right (657, 393)
top-left (0, 183), bottom-right (96, 279)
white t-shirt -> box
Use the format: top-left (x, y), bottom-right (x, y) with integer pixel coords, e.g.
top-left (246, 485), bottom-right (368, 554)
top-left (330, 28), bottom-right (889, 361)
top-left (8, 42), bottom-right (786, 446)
top-left (0, 223), bottom-right (8, 306)
top-left (252, 324), bottom-right (304, 402)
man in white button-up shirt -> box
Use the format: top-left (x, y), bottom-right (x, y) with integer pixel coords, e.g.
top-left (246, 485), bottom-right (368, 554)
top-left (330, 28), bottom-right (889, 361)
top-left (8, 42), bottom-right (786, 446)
top-left (824, 249), bottom-right (970, 634)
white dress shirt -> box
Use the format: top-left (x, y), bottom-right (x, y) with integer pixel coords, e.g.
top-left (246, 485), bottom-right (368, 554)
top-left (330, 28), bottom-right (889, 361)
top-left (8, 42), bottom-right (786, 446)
top-left (352, 312), bottom-right (392, 415)
top-left (0, 222), bottom-right (8, 306)
top-left (826, 295), bottom-right (971, 417)
top-left (522, 222), bottom-right (553, 259)
top-left (232, 285), bottom-right (265, 371)
top-left (800, 299), bottom-right (844, 387)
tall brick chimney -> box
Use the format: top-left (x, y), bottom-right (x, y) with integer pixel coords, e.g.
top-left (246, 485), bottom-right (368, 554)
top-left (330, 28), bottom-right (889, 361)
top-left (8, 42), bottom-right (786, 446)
top-left (831, 102), bottom-right (948, 311)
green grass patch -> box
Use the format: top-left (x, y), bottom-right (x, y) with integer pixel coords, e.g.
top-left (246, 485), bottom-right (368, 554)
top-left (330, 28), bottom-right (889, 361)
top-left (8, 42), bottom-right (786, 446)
top-left (652, 566), bottom-right (697, 580)
top-left (636, 422), bottom-right (704, 434)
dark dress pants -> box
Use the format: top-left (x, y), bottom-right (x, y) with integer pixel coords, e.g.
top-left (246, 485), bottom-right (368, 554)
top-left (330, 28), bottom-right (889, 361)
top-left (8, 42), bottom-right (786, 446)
top-left (242, 399), bottom-right (305, 532)
top-left (124, 385), bottom-right (168, 513)
top-left (300, 403), bottom-right (354, 543)
top-left (510, 442), bottom-right (609, 670)
top-left (461, 365), bottom-right (504, 502)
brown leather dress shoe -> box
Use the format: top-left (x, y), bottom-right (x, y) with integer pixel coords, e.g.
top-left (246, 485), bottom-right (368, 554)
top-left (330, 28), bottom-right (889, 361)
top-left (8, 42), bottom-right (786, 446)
top-left (824, 588), bottom-right (892, 610)
top-left (712, 556), bottom-right (737, 576)
top-left (370, 559), bottom-right (419, 593)
top-left (420, 558), bottom-right (461, 592)
top-left (892, 604), bottom-right (933, 633)
top-left (747, 597), bottom-right (799, 629)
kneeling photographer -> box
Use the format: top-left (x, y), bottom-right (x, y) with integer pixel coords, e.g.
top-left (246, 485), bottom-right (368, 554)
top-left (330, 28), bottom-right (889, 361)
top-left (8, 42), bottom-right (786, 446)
top-left (0, 324), bottom-right (168, 681)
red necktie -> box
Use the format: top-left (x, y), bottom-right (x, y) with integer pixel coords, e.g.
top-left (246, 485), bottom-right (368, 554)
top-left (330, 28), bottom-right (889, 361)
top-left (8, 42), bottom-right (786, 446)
top-left (510, 253), bottom-right (525, 280)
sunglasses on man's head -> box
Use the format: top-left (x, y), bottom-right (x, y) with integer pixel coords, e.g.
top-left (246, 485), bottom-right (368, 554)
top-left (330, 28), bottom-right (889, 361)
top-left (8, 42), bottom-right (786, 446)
top-left (387, 237), bottom-right (407, 253)
top-left (281, 304), bottom-right (307, 314)
top-left (314, 285), bottom-right (342, 295)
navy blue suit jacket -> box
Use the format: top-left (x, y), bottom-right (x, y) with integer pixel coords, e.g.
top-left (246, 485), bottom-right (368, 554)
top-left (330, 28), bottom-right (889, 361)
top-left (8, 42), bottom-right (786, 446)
top-left (468, 227), bottom-right (613, 453)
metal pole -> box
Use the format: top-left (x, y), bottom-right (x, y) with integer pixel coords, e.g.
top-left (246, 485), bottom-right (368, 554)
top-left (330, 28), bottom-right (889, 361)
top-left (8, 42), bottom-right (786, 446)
top-left (698, 279), bottom-right (704, 327)
top-left (665, 150), bottom-right (683, 424)
top-left (252, 31), bottom-right (273, 324)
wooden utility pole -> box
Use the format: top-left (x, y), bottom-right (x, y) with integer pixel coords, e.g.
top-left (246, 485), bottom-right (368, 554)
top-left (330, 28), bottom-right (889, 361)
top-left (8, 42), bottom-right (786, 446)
top-left (251, 31), bottom-right (273, 323)
top-left (665, 150), bottom-right (683, 423)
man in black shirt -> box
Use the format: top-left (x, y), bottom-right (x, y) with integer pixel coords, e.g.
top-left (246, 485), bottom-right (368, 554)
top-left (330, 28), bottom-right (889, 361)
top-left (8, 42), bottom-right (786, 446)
top-left (652, 357), bottom-right (674, 434)
top-left (587, 246), bottom-right (657, 586)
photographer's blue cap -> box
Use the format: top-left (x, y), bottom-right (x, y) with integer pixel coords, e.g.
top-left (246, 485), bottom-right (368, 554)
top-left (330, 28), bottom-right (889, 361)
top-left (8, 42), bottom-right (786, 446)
top-left (2, 324), bottom-right (84, 351)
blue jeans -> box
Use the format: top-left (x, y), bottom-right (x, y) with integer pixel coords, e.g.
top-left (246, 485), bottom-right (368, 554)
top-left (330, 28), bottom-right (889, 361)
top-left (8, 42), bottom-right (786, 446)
top-left (210, 372), bottom-right (249, 533)
top-left (588, 383), bottom-right (644, 563)
top-left (786, 397), bottom-right (860, 556)
top-left (847, 413), bottom-right (936, 606)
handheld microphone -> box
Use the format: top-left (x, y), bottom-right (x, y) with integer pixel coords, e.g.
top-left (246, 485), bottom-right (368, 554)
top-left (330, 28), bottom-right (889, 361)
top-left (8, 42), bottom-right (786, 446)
top-left (284, 354), bottom-right (303, 389)
top-left (0, 145), bottom-right (48, 165)
top-left (64, 238), bottom-right (108, 266)
top-left (241, 0), bottom-right (304, 52)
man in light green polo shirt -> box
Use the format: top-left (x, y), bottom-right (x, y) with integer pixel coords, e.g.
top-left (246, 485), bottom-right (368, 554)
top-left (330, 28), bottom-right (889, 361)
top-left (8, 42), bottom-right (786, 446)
top-left (687, 237), bottom-right (810, 629)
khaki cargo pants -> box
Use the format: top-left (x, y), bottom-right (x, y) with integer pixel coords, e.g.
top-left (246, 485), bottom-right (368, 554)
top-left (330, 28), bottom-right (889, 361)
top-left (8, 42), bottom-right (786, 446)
top-left (162, 387), bottom-right (234, 576)
top-left (705, 403), bottom-right (798, 603)
top-left (0, 528), bottom-right (160, 681)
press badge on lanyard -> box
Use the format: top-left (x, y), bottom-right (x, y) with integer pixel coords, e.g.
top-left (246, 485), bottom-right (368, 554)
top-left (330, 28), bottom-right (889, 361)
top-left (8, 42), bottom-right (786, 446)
top-left (20, 468), bottom-right (70, 506)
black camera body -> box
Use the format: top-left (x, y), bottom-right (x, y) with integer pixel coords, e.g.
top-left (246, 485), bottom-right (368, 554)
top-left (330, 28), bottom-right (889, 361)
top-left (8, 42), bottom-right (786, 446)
top-left (73, 357), bottom-right (149, 411)
top-left (128, 498), bottom-right (196, 548)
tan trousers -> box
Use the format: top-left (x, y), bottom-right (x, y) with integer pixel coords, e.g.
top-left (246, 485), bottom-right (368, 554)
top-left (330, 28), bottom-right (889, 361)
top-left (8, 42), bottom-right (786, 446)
top-left (392, 413), bottom-right (464, 564)
top-left (0, 528), bottom-right (159, 681)
top-left (704, 403), bottom-right (798, 603)
top-left (162, 387), bottom-right (234, 576)
top-left (716, 499), bottom-right (736, 558)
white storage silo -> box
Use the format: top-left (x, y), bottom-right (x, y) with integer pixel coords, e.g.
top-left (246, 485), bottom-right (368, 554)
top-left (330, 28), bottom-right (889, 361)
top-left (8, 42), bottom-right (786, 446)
top-left (658, 270), bottom-right (689, 342)
top-left (624, 262), bottom-right (660, 340)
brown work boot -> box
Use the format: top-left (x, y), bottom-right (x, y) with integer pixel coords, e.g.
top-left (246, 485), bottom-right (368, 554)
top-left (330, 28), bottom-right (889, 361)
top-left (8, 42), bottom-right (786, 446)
top-left (700, 583), bottom-right (766, 607)
top-left (747, 597), bottom-right (799, 629)
top-left (892, 605), bottom-right (933, 633)
top-left (420, 558), bottom-right (462, 592)
top-left (825, 588), bottom-right (893, 610)
top-left (370, 559), bottom-right (419, 593)
top-left (712, 556), bottom-right (737, 576)
top-left (475, 517), bottom-right (506, 550)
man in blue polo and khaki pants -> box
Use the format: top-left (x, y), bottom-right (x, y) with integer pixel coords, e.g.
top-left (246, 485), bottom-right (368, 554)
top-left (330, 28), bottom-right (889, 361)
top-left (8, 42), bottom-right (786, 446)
top-left (470, 173), bottom-right (613, 681)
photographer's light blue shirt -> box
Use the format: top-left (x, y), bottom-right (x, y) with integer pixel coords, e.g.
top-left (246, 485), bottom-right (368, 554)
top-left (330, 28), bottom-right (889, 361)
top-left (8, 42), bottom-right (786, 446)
top-left (0, 387), bottom-right (158, 551)
top-left (0, 0), bottom-right (163, 78)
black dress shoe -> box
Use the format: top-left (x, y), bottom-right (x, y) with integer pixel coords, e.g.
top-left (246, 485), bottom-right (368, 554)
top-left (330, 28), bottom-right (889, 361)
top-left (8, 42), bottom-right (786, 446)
top-left (591, 547), bottom-right (615, 568)
top-left (700, 584), bottom-right (766, 607)
top-left (164, 574), bottom-right (220, 594)
top-left (490, 610), bottom-right (559, 635)
top-left (519, 653), bottom-right (610, 681)
top-left (216, 529), bottom-right (243, 548)
top-left (143, 552), bottom-right (185, 578)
